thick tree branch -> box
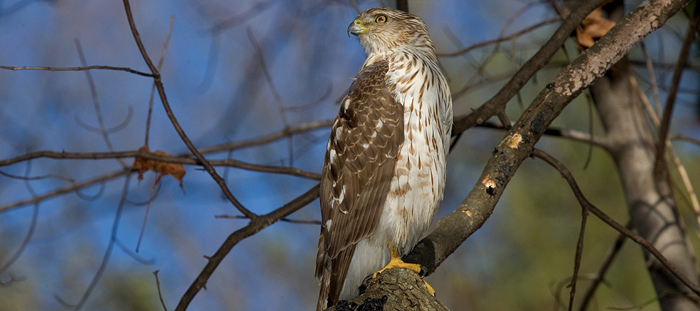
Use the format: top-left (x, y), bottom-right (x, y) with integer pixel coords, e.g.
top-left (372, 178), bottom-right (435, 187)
top-left (404, 0), bottom-right (692, 278)
top-left (324, 268), bottom-right (448, 311)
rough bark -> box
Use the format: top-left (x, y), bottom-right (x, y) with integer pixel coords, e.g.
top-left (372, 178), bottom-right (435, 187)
top-left (324, 269), bottom-right (448, 311)
top-left (591, 58), bottom-right (700, 310)
top-left (404, 0), bottom-right (693, 275)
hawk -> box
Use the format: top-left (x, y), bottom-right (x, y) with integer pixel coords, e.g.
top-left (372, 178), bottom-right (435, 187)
top-left (315, 8), bottom-right (452, 310)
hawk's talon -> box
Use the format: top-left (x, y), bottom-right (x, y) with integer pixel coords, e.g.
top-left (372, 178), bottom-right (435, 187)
top-left (423, 279), bottom-right (436, 296)
top-left (419, 265), bottom-right (428, 277)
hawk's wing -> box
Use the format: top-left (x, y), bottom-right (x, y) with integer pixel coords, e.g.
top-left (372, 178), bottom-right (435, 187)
top-left (316, 60), bottom-right (403, 309)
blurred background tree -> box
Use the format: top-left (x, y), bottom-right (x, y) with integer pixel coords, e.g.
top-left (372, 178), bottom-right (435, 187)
top-left (0, 0), bottom-right (699, 310)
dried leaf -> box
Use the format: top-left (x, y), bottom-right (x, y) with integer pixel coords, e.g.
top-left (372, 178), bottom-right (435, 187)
top-left (576, 8), bottom-right (616, 48)
top-left (133, 145), bottom-right (186, 186)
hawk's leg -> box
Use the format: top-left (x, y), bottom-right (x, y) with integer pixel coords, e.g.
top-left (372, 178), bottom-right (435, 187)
top-left (372, 242), bottom-right (436, 296)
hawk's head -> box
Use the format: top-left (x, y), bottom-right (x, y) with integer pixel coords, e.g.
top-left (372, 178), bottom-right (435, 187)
top-left (348, 8), bottom-right (432, 56)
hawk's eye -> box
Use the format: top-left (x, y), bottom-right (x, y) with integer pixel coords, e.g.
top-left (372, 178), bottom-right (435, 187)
top-left (375, 15), bottom-right (387, 24)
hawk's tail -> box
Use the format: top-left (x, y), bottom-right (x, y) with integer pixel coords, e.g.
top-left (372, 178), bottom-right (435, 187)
top-left (316, 240), bottom-right (356, 311)
top-left (316, 269), bottom-right (331, 311)
top-left (316, 234), bottom-right (331, 311)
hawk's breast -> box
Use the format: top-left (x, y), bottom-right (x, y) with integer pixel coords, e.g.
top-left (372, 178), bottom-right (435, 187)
top-left (377, 52), bottom-right (451, 253)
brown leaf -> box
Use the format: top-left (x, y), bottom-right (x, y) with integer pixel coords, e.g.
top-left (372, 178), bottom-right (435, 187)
top-left (576, 8), bottom-right (616, 48)
top-left (133, 145), bottom-right (186, 186)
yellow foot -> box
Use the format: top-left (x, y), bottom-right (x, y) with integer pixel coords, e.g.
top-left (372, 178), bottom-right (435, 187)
top-left (372, 256), bottom-right (422, 278)
top-left (371, 243), bottom-right (437, 296)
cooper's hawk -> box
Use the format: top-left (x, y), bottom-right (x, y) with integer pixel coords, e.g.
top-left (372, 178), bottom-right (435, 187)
top-left (315, 8), bottom-right (452, 310)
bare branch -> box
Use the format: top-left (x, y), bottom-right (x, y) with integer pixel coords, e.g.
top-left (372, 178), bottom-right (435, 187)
top-left (438, 18), bottom-right (560, 58)
top-left (215, 214), bottom-right (321, 225)
top-left (0, 65), bottom-right (154, 77)
top-left (452, 0), bottom-right (608, 134)
top-left (578, 221), bottom-right (633, 311)
top-left (153, 270), bottom-right (168, 311)
top-left (122, 0), bottom-right (255, 218)
top-left (174, 184), bottom-right (320, 311)
top-left (0, 150), bottom-right (320, 180)
top-left (145, 16), bottom-right (175, 146)
top-left (533, 149), bottom-right (700, 298)
top-left (0, 168), bottom-right (130, 213)
top-left (68, 175), bottom-right (133, 311)
top-left (653, 2), bottom-right (700, 179)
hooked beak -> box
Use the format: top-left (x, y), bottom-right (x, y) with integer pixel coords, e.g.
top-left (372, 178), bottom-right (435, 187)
top-left (347, 19), bottom-right (364, 37)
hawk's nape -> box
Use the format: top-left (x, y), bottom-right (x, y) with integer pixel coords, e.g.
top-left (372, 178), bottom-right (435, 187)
top-left (316, 8), bottom-right (453, 311)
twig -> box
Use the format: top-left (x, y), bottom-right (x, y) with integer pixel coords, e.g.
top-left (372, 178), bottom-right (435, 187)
top-left (653, 2), bottom-right (700, 180)
top-left (672, 135), bottom-right (700, 147)
top-left (136, 175), bottom-right (159, 252)
top-left (0, 65), bottom-right (154, 77)
top-left (73, 181), bottom-right (106, 201)
top-left (154, 270), bottom-right (168, 311)
top-left (75, 106), bottom-right (133, 134)
top-left (0, 168), bottom-right (131, 213)
top-left (215, 214), bottom-right (321, 225)
top-left (0, 150), bottom-right (321, 180)
top-left (438, 18), bottom-right (560, 58)
top-left (500, 0), bottom-right (548, 38)
top-left (633, 72), bottom-right (700, 246)
top-left (533, 149), bottom-right (700, 297)
top-left (195, 120), bottom-right (332, 155)
top-left (0, 166), bottom-right (39, 275)
top-left (246, 26), bottom-right (293, 165)
top-left (0, 169), bottom-right (74, 182)
top-left (452, 0), bottom-right (608, 134)
top-left (349, 0), bottom-right (360, 14)
top-left (68, 175), bottom-right (133, 311)
top-left (145, 16), bottom-right (175, 146)
top-left (209, 1), bottom-right (276, 33)
top-left (640, 42), bottom-right (662, 115)
top-left (123, 0), bottom-right (255, 218)
top-left (74, 38), bottom-right (123, 167)
top-left (175, 184), bottom-right (320, 311)
top-left (528, 150), bottom-right (587, 311)
top-left (571, 193), bottom-right (588, 310)
top-left (578, 221), bottom-right (633, 311)
top-left (114, 239), bottom-right (156, 265)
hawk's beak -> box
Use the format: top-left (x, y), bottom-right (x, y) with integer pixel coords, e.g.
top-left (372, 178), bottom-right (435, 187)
top-left (347, 19), bottom-right (364, 37)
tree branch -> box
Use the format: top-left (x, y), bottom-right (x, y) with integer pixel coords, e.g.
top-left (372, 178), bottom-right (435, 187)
top-left (533, 149), bottom-right (700, 298)
top-left (174, 184), bottom-right (320, 311)
top-left (653, 1), bottom-right (700, 180)
top-left (451, 0), bottom-right (609, 134)
top-left (122, 0), bottom-right (256, 218)
top-left (404, 0), bottom-right (692, 278)
top-left (324, 268), bottom-right (448, 311)
top-left (0, 65), bottom-right (154, 77)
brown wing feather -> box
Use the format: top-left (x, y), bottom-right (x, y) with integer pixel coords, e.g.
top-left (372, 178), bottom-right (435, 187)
top-left (316, 60), bottom-right (403, 310)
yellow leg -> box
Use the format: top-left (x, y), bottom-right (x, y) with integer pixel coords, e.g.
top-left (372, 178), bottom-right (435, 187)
top-left (372, 242), bottom-right (436, 296)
